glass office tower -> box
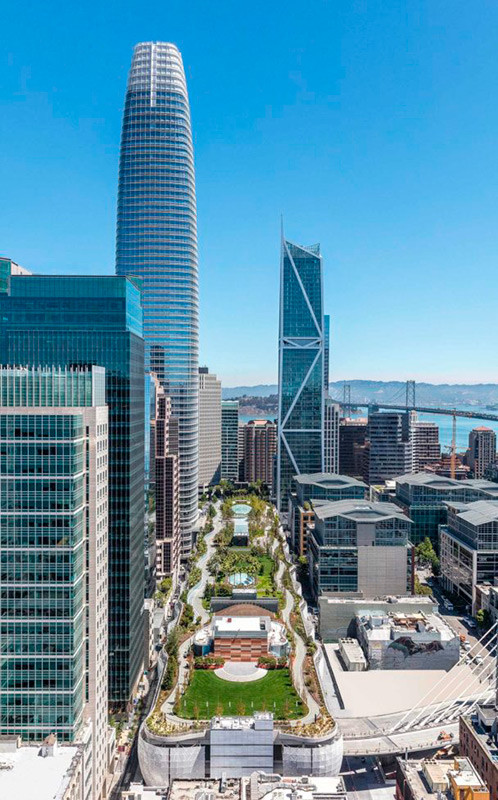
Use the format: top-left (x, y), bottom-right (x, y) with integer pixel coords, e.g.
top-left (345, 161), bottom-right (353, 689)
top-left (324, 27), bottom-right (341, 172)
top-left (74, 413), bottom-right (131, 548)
top-left (116, 41), bottom-right (199, 557)
top-left (277, 239), bottom-right (325, 510)
top-left (0, 276), bottom-right (144, 706)
top-left (0, 367), bottom-right (108, 778)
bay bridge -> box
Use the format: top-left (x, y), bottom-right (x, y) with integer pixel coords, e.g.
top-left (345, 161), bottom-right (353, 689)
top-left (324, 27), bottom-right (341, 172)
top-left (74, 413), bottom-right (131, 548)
top-left (336, 379), bottom-right (498, 422)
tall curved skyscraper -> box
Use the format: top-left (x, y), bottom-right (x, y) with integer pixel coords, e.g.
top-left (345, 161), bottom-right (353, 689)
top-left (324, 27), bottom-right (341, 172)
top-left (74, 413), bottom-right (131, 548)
top-left (116, 42), bottom-right (199, 556)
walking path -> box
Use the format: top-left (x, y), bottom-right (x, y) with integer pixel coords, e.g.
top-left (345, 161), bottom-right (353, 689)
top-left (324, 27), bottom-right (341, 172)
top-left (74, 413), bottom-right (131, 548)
top-left (272, 530), bottom-right (321, 726)
top-left (214, 662), bottom-right (267, 682)
top-left (161, 505), bottom-right (221, 723)
top-left (187, 508), bottom-right (221, 624)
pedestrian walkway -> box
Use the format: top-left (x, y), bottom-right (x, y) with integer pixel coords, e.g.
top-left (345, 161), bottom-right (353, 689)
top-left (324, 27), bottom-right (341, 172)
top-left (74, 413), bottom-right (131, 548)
top-left (214, 662), bottom-right (267, 682)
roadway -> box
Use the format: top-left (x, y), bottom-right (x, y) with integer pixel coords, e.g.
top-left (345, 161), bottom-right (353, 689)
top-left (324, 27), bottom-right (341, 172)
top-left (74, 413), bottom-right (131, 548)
top-left (342, 756), bottom-right (395, 800)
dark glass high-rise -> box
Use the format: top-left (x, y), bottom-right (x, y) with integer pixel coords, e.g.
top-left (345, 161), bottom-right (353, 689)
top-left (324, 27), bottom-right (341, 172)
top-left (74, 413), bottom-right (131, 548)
top-left (277, 239), bottom-right (325, 509)
top-left (0, 275), bottom-right (145, 706)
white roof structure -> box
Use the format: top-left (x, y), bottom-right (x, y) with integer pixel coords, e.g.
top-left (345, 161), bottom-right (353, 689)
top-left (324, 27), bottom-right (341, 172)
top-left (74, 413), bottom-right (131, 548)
top-left (0, 745), bottom-right (79, 800)
top-left (214, 616), bottom-right (268, 634)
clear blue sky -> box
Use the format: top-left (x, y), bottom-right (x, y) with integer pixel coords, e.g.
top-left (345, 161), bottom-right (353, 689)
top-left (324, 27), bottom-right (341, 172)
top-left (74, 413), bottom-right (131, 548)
top-left (2, 1), bottom-right (498, 387)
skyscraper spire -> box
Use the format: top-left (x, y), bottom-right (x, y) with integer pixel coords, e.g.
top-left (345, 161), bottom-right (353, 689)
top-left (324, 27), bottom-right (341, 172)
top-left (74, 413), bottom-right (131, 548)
top-left (116, 42), bottom-right (199, 557)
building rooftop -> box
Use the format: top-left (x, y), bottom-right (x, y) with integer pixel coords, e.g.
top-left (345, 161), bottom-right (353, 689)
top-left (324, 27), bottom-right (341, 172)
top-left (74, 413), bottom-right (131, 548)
top-left (395, 472), bottom-right (498, 496)
top-left (397, 757), bottom-right (488, 800)
top-left (211, 712), bottom-right (273, 730)
top-left (462, 705), bottom-right (498, 764)
top-left (445, 500), bottom-right (498, 526)
top-left (256, 775), bottom-right (346, 800)
top-left (313, 499), bottom-right (411, 524)
top-left (293, 472), bottom-right (367, 489)
top-left (213, 616), bottom-right (269, 634)
top-left (358, 610), bottom-right (456, 642)
top-left (0, 743), bottom-right (80, 800)
top-left (320, 594), bottom-right (436, 607)
top-left (169, 778), bottom-right (241, 800)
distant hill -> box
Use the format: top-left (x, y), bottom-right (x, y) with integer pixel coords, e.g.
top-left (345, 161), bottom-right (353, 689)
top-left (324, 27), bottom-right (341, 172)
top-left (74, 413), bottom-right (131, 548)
top-left (223, 381), bottom-right (498, 408)
top-left (222, 384), bottom-right (277, 399)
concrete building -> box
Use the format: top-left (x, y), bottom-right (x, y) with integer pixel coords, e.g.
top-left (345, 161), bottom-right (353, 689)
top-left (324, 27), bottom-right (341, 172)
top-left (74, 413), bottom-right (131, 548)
top-left (138, 711), bottom-right (344, 783)
top-left (318, 595), bottom-right (437, 642)
top-left (475, 583), bottom-right (498, 624)
top-left (193, 612), bottom-right (289, 662)
top-left (368, 411), bottom-right (414, 483)
top-left (0, 732), bottom-right (97, 800)
top-left (289, 473), bottom-right (367, 557)
top-left (0, 367), bottom-right (110, 800)
top-left (440, 500), bottom-right (498, 612)
top-left (222, 400), bottom-right (240, 481)
top-left (413, 421), bottom-right (441, 471)
top-left (198, 367), bottom-right (222, 489)
top-left (125, 773), bottom-right (347, 800)
top-left (154, 385), bottom-right (180, 580)
top-left (356, 609), bottom-right (459, 670)
top-left (460, 706), bottom-right (498, 800)
top-left (241, 419), bottom-right (277, 488)
top-left (308, 500), bottom-right (414, 600)
top-left (210, 714), bottom-right (274, 777)
top-left (469, 428), bottom-right (497, 479)
top-left (324, 399), bottom-right (340, 474)
top-left (396, 756), bottom-right (489, 800)
top-left (394, 472), bottom-right (498, 546)
top-left (338, 419), bottom-right (367, 478)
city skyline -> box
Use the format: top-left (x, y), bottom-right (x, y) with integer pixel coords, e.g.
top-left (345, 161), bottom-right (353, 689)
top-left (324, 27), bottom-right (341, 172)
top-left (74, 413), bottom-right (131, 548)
top-left (3, 1), bottom-right (498, 385)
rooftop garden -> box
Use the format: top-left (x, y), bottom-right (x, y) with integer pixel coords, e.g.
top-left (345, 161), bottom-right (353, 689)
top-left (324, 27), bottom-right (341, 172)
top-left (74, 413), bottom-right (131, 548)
top-left (206, 544), bottom-right (278, 598)
top-left (175, 668), bottom-right (306, 720)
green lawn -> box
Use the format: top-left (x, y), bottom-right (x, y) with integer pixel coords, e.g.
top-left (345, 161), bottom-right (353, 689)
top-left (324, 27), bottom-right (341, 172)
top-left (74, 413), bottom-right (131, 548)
top-left (256, 555), bottom-right (275, 596)
top-left (177, 668), bottom-right (305, 719)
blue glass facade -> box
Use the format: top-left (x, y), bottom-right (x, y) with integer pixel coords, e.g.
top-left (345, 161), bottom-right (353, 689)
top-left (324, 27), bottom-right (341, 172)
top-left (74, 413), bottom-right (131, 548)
top-left (116, 42), bottom-right (199, 556)
top-left (0, 276), bottom-right (145, 705)
top-left (277, 240), bottom-right (324, 509)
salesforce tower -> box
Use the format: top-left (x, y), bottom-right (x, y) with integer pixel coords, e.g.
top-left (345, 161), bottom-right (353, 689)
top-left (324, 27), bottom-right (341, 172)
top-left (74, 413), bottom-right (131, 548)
top-left (116, 42), bottom-right (199, 556)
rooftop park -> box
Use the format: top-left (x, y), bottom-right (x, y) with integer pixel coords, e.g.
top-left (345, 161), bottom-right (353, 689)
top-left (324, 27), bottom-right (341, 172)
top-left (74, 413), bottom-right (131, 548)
top-left (206, 543), bottom-right (277, 598)
top-left (175, 667), bottom-right (305, 720)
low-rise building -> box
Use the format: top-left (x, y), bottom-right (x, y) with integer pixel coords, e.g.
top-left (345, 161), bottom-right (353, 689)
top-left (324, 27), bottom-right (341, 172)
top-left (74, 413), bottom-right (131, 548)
top-left (209, 615), bottom-right (288, 661)
top-left (123, 772), bottom-right (347, 800)
top-left (440, 501), bottom-right (498, 612)
top-left (356, 609), bottom-right (460, 670)
top-left (394, 473), bottom-right (498, 546)
top-left (289, 473), bottom-right (367, 556)
top-left (308, 500), bottom-right (414, 600)
top-left (396, 757), bottom-right (489, 800)
top-left (0, 734), bottom-right (91, 800)
top-left (318, 594), bottom-right (437, 642)
top-left (460, 706), bottom-right (498, 800)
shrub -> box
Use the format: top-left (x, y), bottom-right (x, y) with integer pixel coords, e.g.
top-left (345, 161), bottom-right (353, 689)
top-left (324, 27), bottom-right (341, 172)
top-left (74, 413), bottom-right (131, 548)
top-left (194, 656), bottom-right (224, 669)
